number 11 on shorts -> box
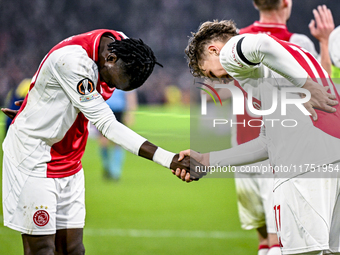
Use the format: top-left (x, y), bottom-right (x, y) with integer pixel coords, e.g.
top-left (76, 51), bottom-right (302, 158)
top-left (274, 205), bottom-right (283, 247)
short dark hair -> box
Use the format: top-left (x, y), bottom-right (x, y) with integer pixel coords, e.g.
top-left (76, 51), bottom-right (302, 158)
top-left (253, 0), bottom-right (281, 11)
top-left (108, 38), bottom-right (162, 90)
top-left (185, 20), bottom-right (238, 77)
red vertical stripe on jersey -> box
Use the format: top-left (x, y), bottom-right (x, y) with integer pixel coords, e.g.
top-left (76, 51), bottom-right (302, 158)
top-left (46, 113), bottom-right (89, 178)
top-left (270, 36), bottom-right (340, 139)
top-left (235, 24), bottom-right (291, 145)
top-left (235, 81), bottom-right (262, 145)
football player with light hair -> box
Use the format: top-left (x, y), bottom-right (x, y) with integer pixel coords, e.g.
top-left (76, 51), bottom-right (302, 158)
top-left (189, 2), bottom-right (334, 254)
top-left (179, 19), bottom-right (340, 255)
top-left (202, 2), bottom-right (334, 255)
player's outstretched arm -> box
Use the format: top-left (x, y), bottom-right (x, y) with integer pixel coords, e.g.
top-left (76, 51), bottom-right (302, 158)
top-left (309, 5), bottom-right (334, 75)
top-left (138, 141), bottom-right (204, 182)
top-left (174, 130), bottom-right (268, 181)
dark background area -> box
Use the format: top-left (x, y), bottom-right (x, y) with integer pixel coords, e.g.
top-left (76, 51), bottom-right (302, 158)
top-left (0, 0), bottom-right (339, 106)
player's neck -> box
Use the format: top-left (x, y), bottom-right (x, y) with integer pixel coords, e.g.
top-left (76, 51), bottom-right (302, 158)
top-left (259, 10), bottom-right (287, 25)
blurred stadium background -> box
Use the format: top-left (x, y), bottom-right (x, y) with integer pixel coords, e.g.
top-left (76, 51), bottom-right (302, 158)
top-left (0, 0), bottom-right (339, 254)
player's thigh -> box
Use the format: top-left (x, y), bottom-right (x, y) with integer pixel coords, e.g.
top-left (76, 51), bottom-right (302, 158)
top-left (273, 176), bottom-right (339, 254)
top-left (55, 228), bottom-right (85, 255)
top-left (22, 234), bottom-right (55, 255)
top-left (55, 169), bottom-right (85, 231)
top-left (3, 155), bottom-right (57, 235)
top-left (258, 175), bottom-right (276, 234)
top-left (234, 172), bottom-right (265, 230)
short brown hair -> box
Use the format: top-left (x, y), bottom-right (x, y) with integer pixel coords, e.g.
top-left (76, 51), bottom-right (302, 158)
top-left (185, 20), bottom-right (238, 77)
top-left (253, 0), bottom-right (281, 11)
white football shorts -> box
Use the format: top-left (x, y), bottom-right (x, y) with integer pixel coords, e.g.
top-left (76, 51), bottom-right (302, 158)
top-left (273, 168), bottom-right (340, 255)
top-left (2, 154), bottom-right (85, 235)
top-left (234, 159), bottom-right (276, 233)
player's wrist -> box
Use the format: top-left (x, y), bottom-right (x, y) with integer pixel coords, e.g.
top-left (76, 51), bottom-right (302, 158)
top-left (153, 147), bottom-right (176, 168)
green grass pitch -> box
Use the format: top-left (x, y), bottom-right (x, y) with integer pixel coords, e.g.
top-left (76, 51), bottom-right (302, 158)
top-left (0, 105), bottom-right (257, 254)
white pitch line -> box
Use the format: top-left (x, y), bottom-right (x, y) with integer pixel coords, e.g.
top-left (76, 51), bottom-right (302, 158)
top-left (84, 228), bottom-right (255, 239)
top-left (134, 111), bottom-right (190, 119)
top-left (0, 226), bottom-right (255, 240)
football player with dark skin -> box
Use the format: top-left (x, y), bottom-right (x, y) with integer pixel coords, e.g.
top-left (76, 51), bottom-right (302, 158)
top-left (2, 33), bottom-right (199, 255)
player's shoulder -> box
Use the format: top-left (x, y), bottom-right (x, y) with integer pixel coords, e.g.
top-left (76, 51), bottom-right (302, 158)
top-left (222, 33), bottom-right (267, 60)
top-left (50, 45), bottom-right (98, 80)
top-left (289, 33), bottom-right (313, 45)
top-left (52, 45), bottom-right (95, 70)
top-left (289, 33), bottom-right (317, 56)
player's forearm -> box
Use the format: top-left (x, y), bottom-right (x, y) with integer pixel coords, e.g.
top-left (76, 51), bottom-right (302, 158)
top-left (84, 104), bottom-right (178, 169)
top-left (209, 135), bottom-right (268, 167)
top-left (138, 141), bottom-right (175, 168)
top-left (319, 40), bottom-right (332, 75)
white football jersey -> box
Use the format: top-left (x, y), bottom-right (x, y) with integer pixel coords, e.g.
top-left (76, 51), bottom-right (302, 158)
top-left (3, 30), bottom-right (146, 178)
top-left (233, 22), bottom-right (318, 147)
top-left (212, 34), bottom-right (340, 187)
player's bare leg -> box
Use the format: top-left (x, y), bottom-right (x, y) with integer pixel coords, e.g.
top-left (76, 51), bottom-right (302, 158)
top-left (267, 233), bottom-right (281, 255)
top-left (55, 228), bottom-right (85, 255)
top-left (257, 226), bottom-right (281, 254)
top-left (22, 234), bottom-right (55, 255)
top-left (257, 226), bottom-right (269, 255)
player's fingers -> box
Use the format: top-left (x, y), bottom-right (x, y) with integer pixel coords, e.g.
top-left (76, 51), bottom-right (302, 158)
top-left (316, 6), bottom-right (326, 25)
top-left (180, 149), bottom-right (190, 160)
top-left (185, 172), bottom-right (192, 183)
top-left (14, 100), bottom-right (23, 106)
top-left (308, 19), bottom-right (315, 31)
top-left (304, 103), bottom-right (317, 121)
top-left (178, 150), bottom-right (189, 161)
top-left (1, 108), bottom-right (16, 119)
top-left (171, 169), bottom-right (176, 175)
top-left (317, 5), bottom-right (326, 16)
top-left (327, 99), bottom-right (338, 106)
top-left (313, 8), bottom-right (321, 25)
top-left (320, 6), bottom-right (334, 29)
top-left (180, 169), bottom-right (187, 181)
top-left (319, 5), bottom-right (328, 20)
top-left (327, 7), bottom-right (334, 25)
top-left (175, 168), bottom-right (181, 178)
top-left (321, 104), bottom-right (337, 113)
top-left (325, 92), bottom-right (337, 100)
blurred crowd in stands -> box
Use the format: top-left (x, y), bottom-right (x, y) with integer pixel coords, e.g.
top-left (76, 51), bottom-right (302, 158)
top-left (0, 0), bottom-right (339, 106)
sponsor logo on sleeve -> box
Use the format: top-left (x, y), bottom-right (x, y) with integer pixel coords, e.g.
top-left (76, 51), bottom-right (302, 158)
top-left (77, 78), bottom-right (95, 95)
top-left (77, 78), bottom-right (101, 102)
top-left (79, 92), bottom-right (101, 102)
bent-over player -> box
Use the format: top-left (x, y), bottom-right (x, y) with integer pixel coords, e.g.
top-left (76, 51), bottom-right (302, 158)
top-left (2, 29), bottom-right (195, 255)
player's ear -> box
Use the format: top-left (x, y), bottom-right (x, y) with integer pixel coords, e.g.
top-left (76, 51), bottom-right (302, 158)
top-left (106, 53), bottom-right (118, 63)
top-left (282, 0), bottom-right (289, 8)
top-left (207, 45), bottom-right (220, 56)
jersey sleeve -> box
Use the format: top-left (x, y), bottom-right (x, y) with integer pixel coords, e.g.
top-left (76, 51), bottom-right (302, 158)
top-left (51, 46), bottom-right (146, 155)
top-left (220, 34), bottom-right (309, 87)
top-left (209, 125), bottom-right (268, 166)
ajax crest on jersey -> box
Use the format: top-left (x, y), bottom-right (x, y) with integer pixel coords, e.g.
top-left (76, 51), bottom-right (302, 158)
top-left (33, 210), bottom-right (50, 227)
